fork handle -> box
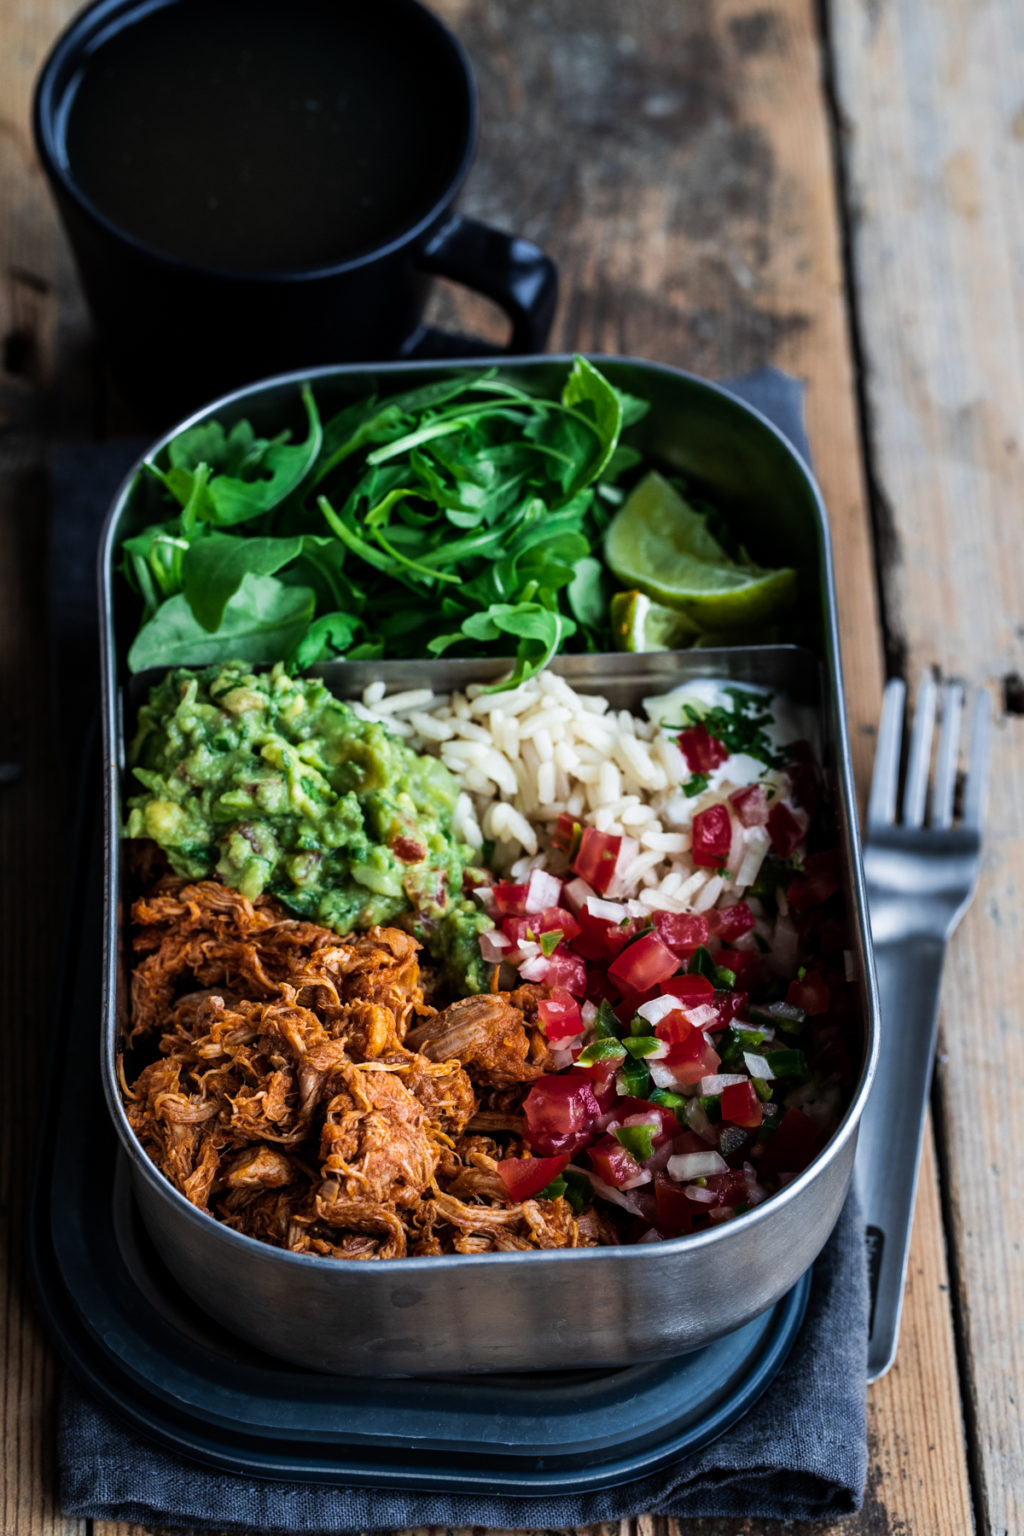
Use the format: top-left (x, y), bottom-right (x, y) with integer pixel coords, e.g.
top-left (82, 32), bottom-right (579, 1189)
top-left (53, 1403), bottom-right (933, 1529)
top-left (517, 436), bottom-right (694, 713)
top-left (854, 932), bottom-right (948, 1381)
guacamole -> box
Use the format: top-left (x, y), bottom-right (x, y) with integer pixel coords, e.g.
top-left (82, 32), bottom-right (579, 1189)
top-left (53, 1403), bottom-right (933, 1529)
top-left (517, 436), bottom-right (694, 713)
top-left (125, 662), bottom-right (491, 991)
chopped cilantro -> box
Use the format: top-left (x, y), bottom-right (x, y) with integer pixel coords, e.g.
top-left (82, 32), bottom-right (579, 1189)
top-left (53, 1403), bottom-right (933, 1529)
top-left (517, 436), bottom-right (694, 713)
top-left (683, 772), bottom-right (710, 798)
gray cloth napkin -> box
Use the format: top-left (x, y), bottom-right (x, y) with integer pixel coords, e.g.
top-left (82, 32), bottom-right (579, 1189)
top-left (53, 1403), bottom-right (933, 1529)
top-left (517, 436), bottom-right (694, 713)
top-left (50, 366), bottom-right (869, 1526)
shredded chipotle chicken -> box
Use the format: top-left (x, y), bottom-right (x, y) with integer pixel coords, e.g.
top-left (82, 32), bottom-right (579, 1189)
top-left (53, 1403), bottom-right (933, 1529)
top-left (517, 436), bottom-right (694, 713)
top-left (121, 879), bottom-right (614, 1258)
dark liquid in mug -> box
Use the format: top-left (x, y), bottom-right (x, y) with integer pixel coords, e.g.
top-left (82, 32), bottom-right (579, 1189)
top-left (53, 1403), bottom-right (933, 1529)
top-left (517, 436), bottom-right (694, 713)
top-left (61, 0), bottom-right (467, 272)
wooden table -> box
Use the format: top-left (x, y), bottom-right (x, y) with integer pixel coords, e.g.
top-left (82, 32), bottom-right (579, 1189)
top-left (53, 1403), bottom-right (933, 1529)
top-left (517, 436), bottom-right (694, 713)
top-left (2, 1), bottom-right (1018, 1531)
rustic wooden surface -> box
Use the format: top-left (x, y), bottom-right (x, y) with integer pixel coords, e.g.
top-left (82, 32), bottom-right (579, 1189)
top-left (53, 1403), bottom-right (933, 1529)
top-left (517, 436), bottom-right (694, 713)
top-left (1, 0), bottom-right (1009, 1530)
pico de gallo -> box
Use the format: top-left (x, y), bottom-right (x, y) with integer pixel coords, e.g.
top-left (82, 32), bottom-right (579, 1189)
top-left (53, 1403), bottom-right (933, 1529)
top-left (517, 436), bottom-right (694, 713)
top-left (475, 685), bottom-right (855, 1240)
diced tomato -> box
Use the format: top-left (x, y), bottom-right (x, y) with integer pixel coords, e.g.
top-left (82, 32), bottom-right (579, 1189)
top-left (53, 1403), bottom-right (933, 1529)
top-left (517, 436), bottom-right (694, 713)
top-left (575, 1056), bottom-right (620, 1109)
top-left (569, 905), bottom-right (613, 960)
top-left (766, 801), bottom-right (807, 857)
top-left (692, 803), bottom-right (732, 868)
top-left (786, 968), bottom-right (830, 1015)
top-left (536, 905), bottom-right (583, 943)
top-left (730, 783), bottom-right (770, 826)
top-left (604, 916), bottom-right (646, 959)
top-left (677, 722), bottom-right (729, 774)
top-left (616, 1098), bottom-right (682, 1141)
top-left (715, 948), bottom-right (760, 986)
top-left (703, 1168), bottom-right (752, 1207)
top-left (523, 1073), bottom-right (601, 1156)
top-left (496, 1154), bottom-right (570, 1202)
top-left (652, 911), bottom-right (709, 954)
top-left (492, 882), bottom-right (530, 917)
top-left (654, 1173), bottom-right (696, 1234)
top-left (551, 813), bottom-right (582, 857)
top-left (673, 1129), bottom-right (713, 1156)
top-left (655, 1009), bottom-right (695, 1045)
top-left (720, 1080), bottom-right (763, 1128)
top-left (571, 827), bottom-right (622, 895)
top-left (662, 974), bottom-right (715, 1002)
top-left (786, 741), bottom-right (820, 813)
top-left (536, 989), bottom-right (583, 1042)
top-left (758, 1107), bottom-right (821, 1179)
top-left (584, 965), bottom-right (608, 1004)
top-left (707, 902), bottom-right (754, 942)
top-left (786, 850), bottom-right (840, 911)
top-left (607, 933), bottom-right (680, 992)
top-left (589, 1135), bottom-right (647, 1189)
top-left (520, 948), bottom-right (587, 996)
top-left (662, 1033), bottom-right (721, 1086)
top-left (706, 988), bottom-right (748, 1031)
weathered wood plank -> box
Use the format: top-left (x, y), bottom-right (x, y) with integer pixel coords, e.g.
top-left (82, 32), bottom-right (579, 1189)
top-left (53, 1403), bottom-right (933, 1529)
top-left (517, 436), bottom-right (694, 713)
top-left (0, 0), bottom-right (971, 1533)
top-left (830, 0), bottom-right (1024, 1531)
top-left (0, 2), bottom-right (95, 1532)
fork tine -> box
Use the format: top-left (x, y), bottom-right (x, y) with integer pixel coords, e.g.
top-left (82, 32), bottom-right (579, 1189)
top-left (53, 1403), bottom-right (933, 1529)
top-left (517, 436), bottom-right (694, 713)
top-left (867, 678), bottom-right (906, 827)
top-left (903, 671), bottom-right (937, 828)
top-left (962, 688), bottom-right (992, 830)
top-left (930, 682), bottom-right (963, 829)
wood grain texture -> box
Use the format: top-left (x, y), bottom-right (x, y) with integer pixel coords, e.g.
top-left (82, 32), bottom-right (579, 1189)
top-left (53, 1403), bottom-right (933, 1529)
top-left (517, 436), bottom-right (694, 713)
top-left (0, 0), bottom-right (978, 1533)
top-left (829, 1), bottom-right (1024, 1532)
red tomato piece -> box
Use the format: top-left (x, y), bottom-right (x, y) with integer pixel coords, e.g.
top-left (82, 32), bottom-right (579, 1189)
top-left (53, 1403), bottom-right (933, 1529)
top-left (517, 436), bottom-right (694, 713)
top-left (524, 949), bottom-right (587, 996)
top-left (720, 1080), bottom-right (763, 1129)
top-left (536, 904), bottom-right (583, 943)
top-left (704, 1168), bottom-right (752, 1207)
top-left (569, 905), bottom-right (613, 960)
top-left (571, 827), bottom-right (622, 895)
top-left (575, 1055), bottom-right (620, 1109)
top-left (496, 1154), bottom-right (570, 1202)
top-left (551, 812), bottom-right (582, 856)
top-left (652, 911), bottom-right (709, 954)
top-left (786, 968), bottom-right (830, 1015)
top-left (655, 1009), bottom-right (695, 1045)
top-left (536, 990), bottom-right (583, 1042)
top-left (492, 882), bottom-right (530, 917)
top-left (604, 916), bottom-right (646, 960)
top-left (654, 1173), bottom-right (696, 1234)
top-left (708, 988), bottom-right (748, 1030)
top-left (707, 902), bottom-right (754, 942)
top-left (663, 973), bottom-right (715, 1001)
top-left (786, 849), bottom-right (840, 911)
top-left (730, 783), bottom-right (770, 826)
top-left (692, 803), bottom-right (732, 868)
top-left (677, 722), bottom-right (730, 773)
top-left (758, 1107), bottom-right (822, 1179)
top-left (523, 1074), bottom-right (601, 1156)
top-left (607, 932), bottom-right (680, 992)
top-left (589, 1135), bottom-right (646, 1189)
top-left (715, 948), bottom-right (760, 985)
top-left (661, 1034), bottom-right (721, 1086)
top-left (766, 801), bottom-right (807, 857)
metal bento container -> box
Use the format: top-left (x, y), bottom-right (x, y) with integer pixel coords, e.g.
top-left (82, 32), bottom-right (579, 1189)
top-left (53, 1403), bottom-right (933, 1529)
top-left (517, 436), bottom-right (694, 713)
top-left (98, 355), bottom-right (879, 1377)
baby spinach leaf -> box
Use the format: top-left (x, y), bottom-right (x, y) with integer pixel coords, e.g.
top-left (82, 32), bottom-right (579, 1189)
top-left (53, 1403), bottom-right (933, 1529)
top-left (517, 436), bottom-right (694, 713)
top-left (181, 532), bottom-right (304, 632)
top-left (128, 574), bottom-right (315, 671)
top-left (561, 354), bottom-right (624, 492)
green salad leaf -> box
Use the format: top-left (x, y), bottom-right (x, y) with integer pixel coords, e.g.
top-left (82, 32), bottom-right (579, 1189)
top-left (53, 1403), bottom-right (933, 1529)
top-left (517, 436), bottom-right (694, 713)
top-left (122, 359), bottom-right (650, 682)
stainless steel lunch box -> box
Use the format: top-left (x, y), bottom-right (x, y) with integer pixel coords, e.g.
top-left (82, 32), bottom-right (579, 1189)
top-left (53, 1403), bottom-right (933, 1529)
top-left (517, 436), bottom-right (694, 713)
top-left (98, 356), bottom-right (879, 1376)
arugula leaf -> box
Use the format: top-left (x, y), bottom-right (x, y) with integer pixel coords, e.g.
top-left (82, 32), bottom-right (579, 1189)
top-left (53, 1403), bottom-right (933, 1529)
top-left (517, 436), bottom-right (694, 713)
top-left (157, 384), bottom-right (323, 526)
top-left (289, 610), bottom-right (362, 668)
top-left (561, 355), bottom-right (625, 492)
top-left (128, 574), bottom-right (315, 670)
top-left (182, 533), bottom-right (304, 632)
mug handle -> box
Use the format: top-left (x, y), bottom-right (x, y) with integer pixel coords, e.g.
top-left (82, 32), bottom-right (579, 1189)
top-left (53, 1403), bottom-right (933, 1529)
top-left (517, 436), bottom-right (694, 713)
top-left (413, 215), bottom-right (558, 355)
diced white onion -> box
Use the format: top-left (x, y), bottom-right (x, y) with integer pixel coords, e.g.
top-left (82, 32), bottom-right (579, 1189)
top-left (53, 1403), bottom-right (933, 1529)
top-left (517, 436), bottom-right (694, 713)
top-left (563, 877), bottom-right (596, 914)
top-left (734, 826), bottom-right (771, 890)
top-left (524, 868), bottom-right (563, 913)
top-left (637, 994), bottom-right (681, 1025)
top-left (478, 929), bottom-right (511, 964)
top-left (683, 1184), bottom-right (718, 1205)
top-left (584, 1172), bottom-right (649, 1211)
top-left (743, 1051), bottom-right (774, 1080)
top-left (585, 895), bottom-right (629, 923)
top-left (699, 1073), bottom-right (747, 1095)
top-left (666, 1150), bottom-right (728, 1181)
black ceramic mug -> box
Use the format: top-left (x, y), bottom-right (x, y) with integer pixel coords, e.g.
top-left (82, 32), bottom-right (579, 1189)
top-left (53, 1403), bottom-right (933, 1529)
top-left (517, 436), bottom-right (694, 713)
top-left (33, 0), bottom-right (558, 422)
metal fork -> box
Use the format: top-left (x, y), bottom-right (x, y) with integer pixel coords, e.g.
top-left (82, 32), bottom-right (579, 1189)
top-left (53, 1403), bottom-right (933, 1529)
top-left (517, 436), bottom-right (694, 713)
top-left (854, 673), bottom-right (991, 1381)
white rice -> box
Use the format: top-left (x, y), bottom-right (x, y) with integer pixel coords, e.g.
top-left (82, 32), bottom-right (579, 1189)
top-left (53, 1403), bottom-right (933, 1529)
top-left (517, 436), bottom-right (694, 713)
top-left (355, 671), bottom-right (808, 909)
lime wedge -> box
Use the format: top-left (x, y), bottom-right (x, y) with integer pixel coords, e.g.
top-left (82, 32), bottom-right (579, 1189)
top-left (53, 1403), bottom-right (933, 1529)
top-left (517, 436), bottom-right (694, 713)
top-left (610, 590), bottom-right (701, 652)
top-left (604, 471), bottom-right (797, 631)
